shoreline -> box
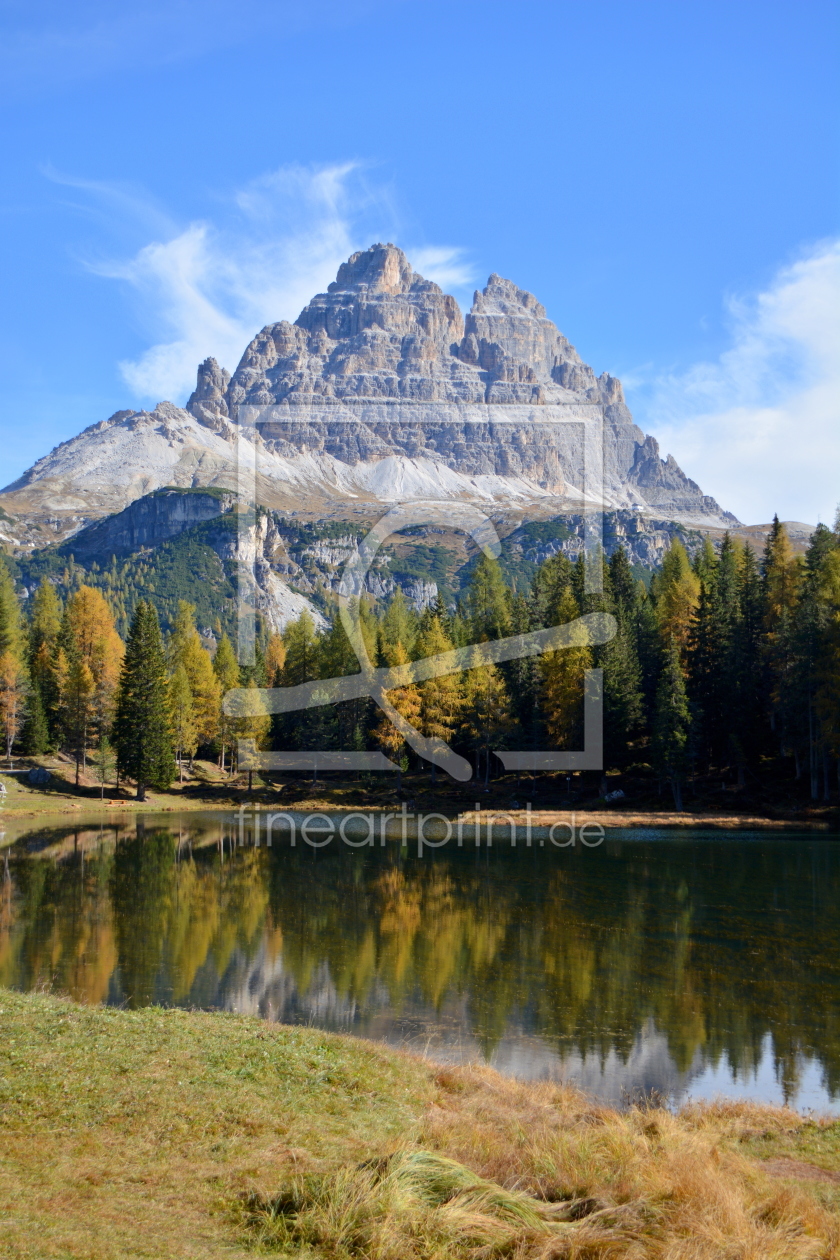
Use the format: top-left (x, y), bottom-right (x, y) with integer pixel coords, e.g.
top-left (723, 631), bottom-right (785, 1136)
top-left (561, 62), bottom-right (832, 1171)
top-left (0, 989), bottom-right (837, 1257)
top-left (3, 755), bottom-right (838, 834)
top-left (1, 798), bottom-right (836, 833)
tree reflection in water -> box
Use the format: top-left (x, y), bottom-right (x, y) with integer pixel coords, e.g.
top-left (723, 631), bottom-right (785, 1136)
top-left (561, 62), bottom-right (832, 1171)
top-left (1, 817), bottom-right (838, 1108)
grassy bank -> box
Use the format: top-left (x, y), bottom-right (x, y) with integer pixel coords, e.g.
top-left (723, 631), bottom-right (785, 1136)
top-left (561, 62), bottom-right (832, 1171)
top-left (0, 991), bottom-right (838, 1258)
top-left (1, 755), bottom-right (837, 832)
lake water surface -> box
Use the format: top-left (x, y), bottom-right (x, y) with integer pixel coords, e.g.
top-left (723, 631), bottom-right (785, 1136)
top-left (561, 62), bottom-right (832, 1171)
top-left (1, 810), bottom-right (838, 1113)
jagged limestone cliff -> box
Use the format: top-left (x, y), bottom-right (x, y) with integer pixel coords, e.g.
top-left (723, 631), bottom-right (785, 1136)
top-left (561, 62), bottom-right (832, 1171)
top-left (189, 244), bottom-right (731, 522)
top-left (0, 243), bottom-right (737, 564)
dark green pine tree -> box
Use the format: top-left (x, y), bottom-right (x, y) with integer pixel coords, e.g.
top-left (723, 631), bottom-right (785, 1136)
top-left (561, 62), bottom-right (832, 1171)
top-left (271, 611), bottom-right (323, 755)
top-left (713, 533), bottom-right (745, 768)
top-left (0, 556), bottom-right (23, 658)
top-left (792, 524), bottom-right (836, 799)
top-left (687, 581), bottom-right (723, 771)
top-left (601, 624), bottom-right (644, 770)
top-left (20, 681), bottom-right (50, 755)
top-left (462, 554), bottom-right (511, 643)
top-left (729, 544), bottom-right (764, 783)
top-left (571, 552), bottom-right (586, 611)
top-left (597, 547), bottom-right (644, 769)
top-left (652, 637), bottom-right (691, 811)
top-left (497, 590), bottom-right (543, 774)
top-left (27, 577), bottom-right (62, 745)
top-left (114, 600), bottom-right (175, 800)
top-left (528, 551), bottom-right (574, 630)
top-left (625, 577), bottom-right (659, 741)
top-left (608, 547), bottom-right (637, 624)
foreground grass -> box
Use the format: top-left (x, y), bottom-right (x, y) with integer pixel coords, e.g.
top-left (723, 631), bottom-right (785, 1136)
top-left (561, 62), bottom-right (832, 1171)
top-left (0, 992), bottom-right (838, 1258)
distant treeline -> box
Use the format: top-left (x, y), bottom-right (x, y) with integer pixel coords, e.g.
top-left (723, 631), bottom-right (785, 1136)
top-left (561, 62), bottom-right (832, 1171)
top-left (1, 515), bottom-right (839, 805)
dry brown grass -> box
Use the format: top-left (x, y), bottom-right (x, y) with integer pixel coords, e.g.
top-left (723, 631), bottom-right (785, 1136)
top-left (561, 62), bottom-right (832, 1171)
top-left (245, 1066), bottom-right (840, 1258)
top-left (1, 991), bottom-right (838, 1258)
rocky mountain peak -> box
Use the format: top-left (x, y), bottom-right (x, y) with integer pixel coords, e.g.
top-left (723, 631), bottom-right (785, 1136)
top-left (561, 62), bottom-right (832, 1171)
top-left (472, 273), bottom-right (548, 319)
top-left (0, 245), bottom-right (739, 556)
top-left (188, 357), bottom-right (231, 428)
top-left (330, 242), bottom-right (415, 295)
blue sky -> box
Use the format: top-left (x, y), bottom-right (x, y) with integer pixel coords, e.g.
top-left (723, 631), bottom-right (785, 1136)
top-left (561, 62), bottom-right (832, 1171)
top-left (1, 0), bottom-right (837, 524)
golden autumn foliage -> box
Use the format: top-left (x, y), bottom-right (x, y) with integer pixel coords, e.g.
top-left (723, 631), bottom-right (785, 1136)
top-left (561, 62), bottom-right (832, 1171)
top-left (539, 586), bottom-right (592, 748)
top-left (0, 649), bottom-right (26, 763)
top-left (64, 585), bottom-right (124, 726)
top-left (168, 601), bottom-right (221, 746)
top-left (373, 639), bottom-right (421, 768)
top-left (655, 539), bottom-right (700, 652)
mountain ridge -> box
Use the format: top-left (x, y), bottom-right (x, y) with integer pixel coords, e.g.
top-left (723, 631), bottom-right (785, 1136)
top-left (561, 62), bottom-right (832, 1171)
top-left (0, 243), bottom-right (738, 558)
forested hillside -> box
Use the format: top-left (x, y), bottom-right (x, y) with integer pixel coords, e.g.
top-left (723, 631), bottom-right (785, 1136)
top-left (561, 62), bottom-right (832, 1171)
top-left (1, 514), bottom-right (838, 808)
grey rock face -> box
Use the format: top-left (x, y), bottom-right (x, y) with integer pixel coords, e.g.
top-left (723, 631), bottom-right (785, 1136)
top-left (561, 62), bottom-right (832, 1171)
top-left (62, 487), bottom-right (237, 561)
top-left (189, 243), bottom-right (735, 523)
top-left (187, 358), bottom-right (231, 431)
top-left (0, 243), bottom-right (737, 559)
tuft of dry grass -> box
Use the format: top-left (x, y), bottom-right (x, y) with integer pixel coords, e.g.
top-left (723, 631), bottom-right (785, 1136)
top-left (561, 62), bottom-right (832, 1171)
top-left (1, 990), bottom-right (838, 1258)
top-left (243, 1066), bottom-right (840, 1258)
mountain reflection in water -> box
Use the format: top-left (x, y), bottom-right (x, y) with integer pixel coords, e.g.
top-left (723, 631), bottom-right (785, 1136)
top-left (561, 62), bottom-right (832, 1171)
top-left (1, 813), bottom-right (838, 1112)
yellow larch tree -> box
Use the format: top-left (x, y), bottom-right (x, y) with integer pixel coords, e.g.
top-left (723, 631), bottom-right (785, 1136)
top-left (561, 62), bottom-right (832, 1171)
top-left (64, 585), bottom-right (124, 744)
top-left (168, 602), bottom-right (222, 753)
top-left (372, 639), bottom-right (421, 790)
top-left (655, 540), bottom-right (700, 654)
top-left (540, 587), bottom-right (592, 750)
top-left (414, 615), bottom-right (463, 784)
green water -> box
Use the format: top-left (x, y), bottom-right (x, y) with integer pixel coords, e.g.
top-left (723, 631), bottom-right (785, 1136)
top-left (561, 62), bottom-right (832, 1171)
top-left (1, 811), bottom-right (838, 1111)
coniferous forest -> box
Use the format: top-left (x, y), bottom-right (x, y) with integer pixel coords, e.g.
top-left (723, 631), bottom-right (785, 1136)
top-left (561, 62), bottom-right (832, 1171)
top-left (0, 515), bottom-right (838, 810)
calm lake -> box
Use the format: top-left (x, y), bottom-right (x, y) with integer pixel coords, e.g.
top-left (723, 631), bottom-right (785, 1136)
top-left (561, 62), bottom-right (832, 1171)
top-left (1, 810), bottom-right (838, 1113)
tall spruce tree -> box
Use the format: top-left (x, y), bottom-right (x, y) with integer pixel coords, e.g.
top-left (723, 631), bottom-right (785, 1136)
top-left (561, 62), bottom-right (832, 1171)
top-left (696, 534), bottom-right (743, 781)
top-left (601, 623), bottom-right (644, 769)
top-left (28, 578), bottom-right (62, 745)
top-left (794, 525), bottom-right (837, 798)
top-left (462, 661), bottom-right (513, 786)
top-left (529, 551), bottom-right (574, 629)
top-left (599, 546), bottom-right (645, 769)
top-left (608, 547), bottom-right (637, 623)
top-left (652, 637), bottom-right (691, 811)
top-left (729, 544), bottom-right (764, 783)
top-left (504, 591), bottom-right (541, 756)
top-left (816, 547), bottom-right (840, 792)
top-left (20, 681), bottom-right (50, 755)
top-left (380, 588), bottom-right (418, 657)
top-left (0, 558), bottom-right (23, 660)
top-left (761, 517), bottom-right (801, 763)
top-left (212, 632), bottom-right (240, 773)
top-left (462, 554), bottom-right (511, 643)
top-left (272, 612), bottom-right (322, 758)
top-left (114, 601), bottom-right (175, 800)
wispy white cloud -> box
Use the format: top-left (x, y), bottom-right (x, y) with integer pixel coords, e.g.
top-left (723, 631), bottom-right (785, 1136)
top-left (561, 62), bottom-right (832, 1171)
top-left (42, 165), bottom-right (177, 239)
top-left (81, 163), bottom-right (474, 403)
top-left (408, 246), bottom-right (475, 291)
top-left (91, 163), bottom-right (369, 398)
top-left (638, 240), bottom-right (840, 526)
